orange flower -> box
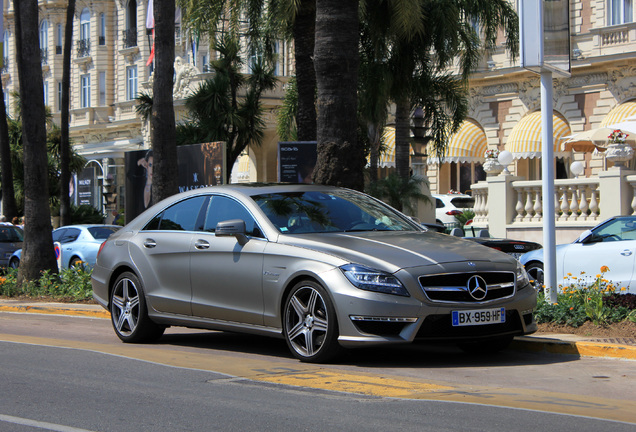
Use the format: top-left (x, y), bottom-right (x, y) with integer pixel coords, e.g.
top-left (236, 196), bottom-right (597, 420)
top-left (569, 307), bottom-right (574, 310)
top-left (600, 266), bottom-right (610, 273)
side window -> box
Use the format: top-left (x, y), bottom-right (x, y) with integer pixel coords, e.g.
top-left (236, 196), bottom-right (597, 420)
top-left (203, 196), bottom-right (263, 238)
top-left (61, 228), bottom-right (81, 243)
top-left (143, 196), bottom-right (207, 231)
top-left (436, 199), bottom-right (444, 209)
top-left (52, 228), bottom-right (66, 243)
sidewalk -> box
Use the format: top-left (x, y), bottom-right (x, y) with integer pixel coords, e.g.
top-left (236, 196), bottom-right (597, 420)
top-left (1, 299), bottom-right (635, 360)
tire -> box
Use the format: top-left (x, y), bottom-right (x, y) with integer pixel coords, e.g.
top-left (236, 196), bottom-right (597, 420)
top-left (525, 262), bottom-right (544, 291)
top-left (283, 280), bottom-right (342, 363)
top-left (70, 257), bottom-right (83, 268)
top-left (458, 335), bottom-right (514, 355)
top-left (110, 271), bottom-right (164, 343)
top-left (9, 258), bottom-right (19, 269)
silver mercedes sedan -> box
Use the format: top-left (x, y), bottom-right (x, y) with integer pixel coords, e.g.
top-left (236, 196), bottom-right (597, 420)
top-left (92, 184), bottom-right (537, 362)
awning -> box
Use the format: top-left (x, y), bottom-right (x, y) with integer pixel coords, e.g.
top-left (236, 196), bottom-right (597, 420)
top-left (427, 119), bottom-right (488, 165)
top-left (505, 111), bottom-right (571, 158)
top-left (376, 127), bottom-right (414, 168)
top-left (601, 100), bottom-right (636, 127)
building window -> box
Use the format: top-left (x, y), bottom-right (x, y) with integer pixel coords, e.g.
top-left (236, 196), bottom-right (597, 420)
top-left (57, 81), bottom-right (62, 111)
top-left (2, 31), bottom-right (8, 72)
top-left (78, 8), bottom-right (91, 57)
top-left (126, 66), bottom-right (138, 100)
top-left (609, 0), bottom-right (633, 25)
top-left (43, 81), bottom-right (49, 107)
top-left (99, 13), bottom-right (106, 45)
top-left (3, 91), bottom-right (8, 117)
top-left (40, 20), bottom-right (48, 64)
top-left (81, 74), bottom-right (91, 108)
top-left (56, 23), bottom-right (63, 54)
top-left (99, 71), bottom-right (106, 106)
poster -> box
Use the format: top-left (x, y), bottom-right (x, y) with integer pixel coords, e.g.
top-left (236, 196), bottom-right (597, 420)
top-left (277, 141), bottom-right (317, 183)
top-left (125, 142), bottom-right (225, 223)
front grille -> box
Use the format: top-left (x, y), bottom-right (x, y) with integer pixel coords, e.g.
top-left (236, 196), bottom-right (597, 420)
top-left (416, 310), bottom-right (523, 340)
top-left (419, 271), bottom-right (515, 303)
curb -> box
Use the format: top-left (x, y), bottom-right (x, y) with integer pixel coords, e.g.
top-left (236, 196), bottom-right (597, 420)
top-left (2, 303), bottom-right (635, 360)
top-left (0, 303), bottom-right (110, 319)
top-left (512, 336), bottom-right (636, 360)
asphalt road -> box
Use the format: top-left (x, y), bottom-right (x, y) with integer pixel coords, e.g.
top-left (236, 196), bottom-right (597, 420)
top-left (1, 311), bottom-right (635, 431)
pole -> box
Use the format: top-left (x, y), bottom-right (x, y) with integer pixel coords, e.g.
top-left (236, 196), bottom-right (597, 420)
top-left (541, 70), bottom-right (558, 303)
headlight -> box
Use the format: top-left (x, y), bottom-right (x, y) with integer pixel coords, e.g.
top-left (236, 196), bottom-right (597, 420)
top-left (516, 261), bottom-right (530, 289)
top-left (340, 264), bottom-right (409, 297)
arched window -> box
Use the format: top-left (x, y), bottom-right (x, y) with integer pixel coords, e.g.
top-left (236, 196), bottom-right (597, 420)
top-left (40, 20), bottom-right (48, 50)
top-left (3, 31), bottom-right (8, 59)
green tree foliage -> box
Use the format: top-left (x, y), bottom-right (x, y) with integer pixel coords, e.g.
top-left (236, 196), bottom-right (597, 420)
top-left (177, 36), bottom-right (276, 182)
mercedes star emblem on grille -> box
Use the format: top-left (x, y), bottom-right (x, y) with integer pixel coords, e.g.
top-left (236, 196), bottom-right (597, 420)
top-left (467, 275), bottom-right (488, 300)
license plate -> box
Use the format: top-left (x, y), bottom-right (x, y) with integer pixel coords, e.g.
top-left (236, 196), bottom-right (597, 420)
top-left (452, 308), bottom-right (505, 326)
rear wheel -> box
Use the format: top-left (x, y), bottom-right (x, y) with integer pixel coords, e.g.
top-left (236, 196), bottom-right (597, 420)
top-left (9, 257), bottom-right (19, 269)
top-left (283, 281), bottom-right (341, 363)
top-left (110, 272), bottom-right (164, 343)
top-left (525, 262), bottom-right (544, 291)
top-left (70, 257), bottom-right (84, 268)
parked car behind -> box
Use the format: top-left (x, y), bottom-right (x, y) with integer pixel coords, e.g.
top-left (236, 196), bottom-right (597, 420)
top-left (9, 224), bottom-right (120, 269)
top-left (92, 184), bottom-right (537, 363)
top-left (433, 194), bottom-right (475, 226)
top-left (520, 216), bottom-right (636, 293)
top-left (0, 224), bottom-right (23, 267)
top-left (448, 226), bottom-right (543, 261)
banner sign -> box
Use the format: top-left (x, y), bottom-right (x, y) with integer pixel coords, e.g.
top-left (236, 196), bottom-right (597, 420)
top-left (125, 142), bottom-right (225, 223)
top-left (277, 141), bottom-right (317, 183)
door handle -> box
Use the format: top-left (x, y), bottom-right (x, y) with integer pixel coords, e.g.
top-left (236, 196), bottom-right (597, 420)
top-left (143, 239), bottom-right (156, 249)
top-left (621, 249), bottom-right (633, 256)
top-left (194, 240), bottom-right (210, 250)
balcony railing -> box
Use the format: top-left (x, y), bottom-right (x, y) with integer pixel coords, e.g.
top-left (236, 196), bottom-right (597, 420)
top-left (122, 28), bottom-right (137, 48)
top-left (40, 48), bottom-right (48, 65)
top-left (469, 168), bottom-right (636, 242)
top-left (77, 38), bottom-right (91, 58)
top-left (2, 57), bottom-right (8, 73)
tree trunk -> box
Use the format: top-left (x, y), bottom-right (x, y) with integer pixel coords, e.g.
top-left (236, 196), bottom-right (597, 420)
top-left (13, 0), bottom-right (58, 284)
top-left (313, 0), bottom-right (363, 190)
top-left (60, 0), bottom-right (75, 227)
top-left (151, 0), bottom-right (178, 204)
top-left (293, 0), bottom-right (316, 141)
top-left (395, 100), bottom-right (411, 180)
top-left (0, 84), bottom-right (18, 221)
top-left (367, 123), bottom-right (380, 183)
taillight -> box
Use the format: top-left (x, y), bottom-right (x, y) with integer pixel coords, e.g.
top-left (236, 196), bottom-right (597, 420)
top-left (96, 241), bottom-right (107, 262)
top-left (446, 210), bottom-right (463, 216)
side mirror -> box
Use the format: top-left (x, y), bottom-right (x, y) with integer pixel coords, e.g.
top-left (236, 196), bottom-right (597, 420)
top-left (216, 219), bottom-right (248, 245)
top-left (577, 229), bottom-right (594, 244)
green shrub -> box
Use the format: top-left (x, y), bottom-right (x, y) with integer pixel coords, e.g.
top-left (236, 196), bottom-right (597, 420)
top-left (0, 266), bottom-right (93, 302)
top-left (70, 204), bottom-right (104, 224)
top-left (534, 266), bottom-right (634, 326)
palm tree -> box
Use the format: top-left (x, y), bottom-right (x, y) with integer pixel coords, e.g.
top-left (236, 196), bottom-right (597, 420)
top-left (362, 0), bottom-right (518, 180)
top-left (0, 84), bottom-right (18, 221)
top-left (151, 0), bottom-right (179, 205)
top-left (178, 36), bottom-right (276, 182)
top-left (313, 0), bottom-right (364, 190)
top-left (12, 0), bottom-right (58, 283)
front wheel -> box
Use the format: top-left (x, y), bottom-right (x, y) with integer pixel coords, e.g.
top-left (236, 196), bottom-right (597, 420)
top-left (283, 281), bottom-right (341, 363)
top-left (110, 272), bottom-right (164, 343)
top-left (525, 262), bottom-right (544, 291)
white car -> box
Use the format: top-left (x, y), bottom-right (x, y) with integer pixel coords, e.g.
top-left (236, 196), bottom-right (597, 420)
top-left (520, 216), bottom-right (636, 293)
top-left (433, 194), bottom-right (475, 225)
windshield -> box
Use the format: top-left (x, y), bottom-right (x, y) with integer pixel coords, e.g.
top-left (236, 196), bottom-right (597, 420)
top-left (0, 226), bottom-right (23, 242)
top-left (88, 226), bottom-right (121, 240)
top-left (252, 190), bottom-right (421, 234)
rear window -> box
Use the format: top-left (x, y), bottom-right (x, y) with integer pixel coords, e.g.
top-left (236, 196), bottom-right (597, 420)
top-left (450, 197), bottom-right (474, 209)
top-left (0, 226), bottom-right (23, 242)
top-left (88, 226), bottom-right (121, 240)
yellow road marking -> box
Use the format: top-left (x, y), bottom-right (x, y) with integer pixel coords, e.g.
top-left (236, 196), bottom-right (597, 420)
top-left (1, 333), bottom-right (635, 424)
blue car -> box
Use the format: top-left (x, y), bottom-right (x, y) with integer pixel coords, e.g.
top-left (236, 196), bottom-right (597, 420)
top-left (0, 224), bottom-right (24, 267)
top-left (9, 224), bottom-right (121, 269)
